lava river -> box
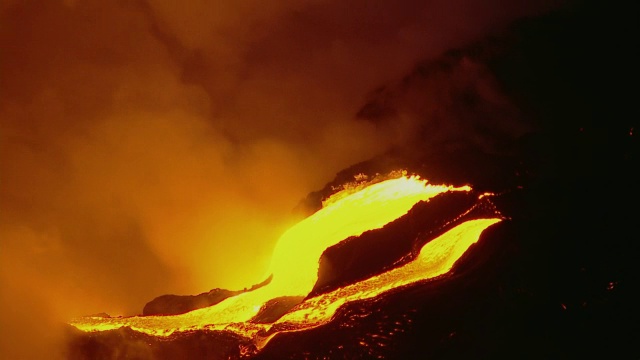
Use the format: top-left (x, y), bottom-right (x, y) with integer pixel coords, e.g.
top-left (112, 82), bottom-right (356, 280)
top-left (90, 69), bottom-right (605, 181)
top-left (69, 175), bottom-right (501, 352)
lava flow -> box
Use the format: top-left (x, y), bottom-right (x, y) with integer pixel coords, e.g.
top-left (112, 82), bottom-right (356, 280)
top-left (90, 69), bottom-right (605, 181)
top-left (69, 174), bottom-right (501, 352)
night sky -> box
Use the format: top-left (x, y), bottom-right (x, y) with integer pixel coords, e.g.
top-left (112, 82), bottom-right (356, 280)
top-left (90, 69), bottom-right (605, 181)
top-left (1, 0), bottom-right (638, 358)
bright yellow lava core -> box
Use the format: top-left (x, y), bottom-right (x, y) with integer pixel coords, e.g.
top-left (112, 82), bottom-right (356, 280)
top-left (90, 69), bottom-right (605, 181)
top-left (69, 175), bottom-right (500, 349)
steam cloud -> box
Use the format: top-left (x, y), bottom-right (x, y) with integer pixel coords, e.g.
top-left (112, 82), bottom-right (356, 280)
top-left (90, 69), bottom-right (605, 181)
top-left (1, 0), bottom-right (561, 358)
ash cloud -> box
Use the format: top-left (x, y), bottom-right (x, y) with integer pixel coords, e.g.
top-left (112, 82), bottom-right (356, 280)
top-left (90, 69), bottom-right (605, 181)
top-left (355, 47), bottom-right (532, 155)
top-left (1, 0), bottom-right (563, 358)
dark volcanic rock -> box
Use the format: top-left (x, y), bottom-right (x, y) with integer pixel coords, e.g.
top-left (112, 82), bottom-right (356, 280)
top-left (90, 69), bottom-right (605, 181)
top-left (310, 191), bottom-right (487, 298)
top-left (142, 276), bottom-right (271, 316)
top-left (143, 289), bottom-right (243, 316)
top-left (251, 296), bottom-right (306, 324)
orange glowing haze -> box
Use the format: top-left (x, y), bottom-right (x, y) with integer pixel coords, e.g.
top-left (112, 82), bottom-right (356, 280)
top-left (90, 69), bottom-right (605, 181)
top-left (0, 1), bottom-right (562, 357)
top-left (69, 175), bottom-right (501, 350)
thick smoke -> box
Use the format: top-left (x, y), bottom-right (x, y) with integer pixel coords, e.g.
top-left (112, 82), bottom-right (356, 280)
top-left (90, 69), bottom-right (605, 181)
top-left (1, 0), bottom-right (561, 358)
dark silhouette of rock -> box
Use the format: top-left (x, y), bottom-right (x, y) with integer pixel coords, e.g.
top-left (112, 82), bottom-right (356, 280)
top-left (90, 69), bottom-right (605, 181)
top-left (251, 296), bottom-right (306, 324)
top-left (142, 276), bottom-right (272, 316)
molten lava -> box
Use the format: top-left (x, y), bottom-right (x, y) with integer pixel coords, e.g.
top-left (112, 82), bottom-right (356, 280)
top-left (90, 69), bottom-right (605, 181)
top-left (69, 175), bottom-right (500, 351)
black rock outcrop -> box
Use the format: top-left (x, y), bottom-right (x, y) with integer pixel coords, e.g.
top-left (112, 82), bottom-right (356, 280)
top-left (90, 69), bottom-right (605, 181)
top-left (142, 277), bottom-right (272, 316)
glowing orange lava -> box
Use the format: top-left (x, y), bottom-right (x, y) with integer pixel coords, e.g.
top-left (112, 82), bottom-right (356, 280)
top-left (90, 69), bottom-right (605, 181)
top-left (69, 175), bottom-right (500, 350)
